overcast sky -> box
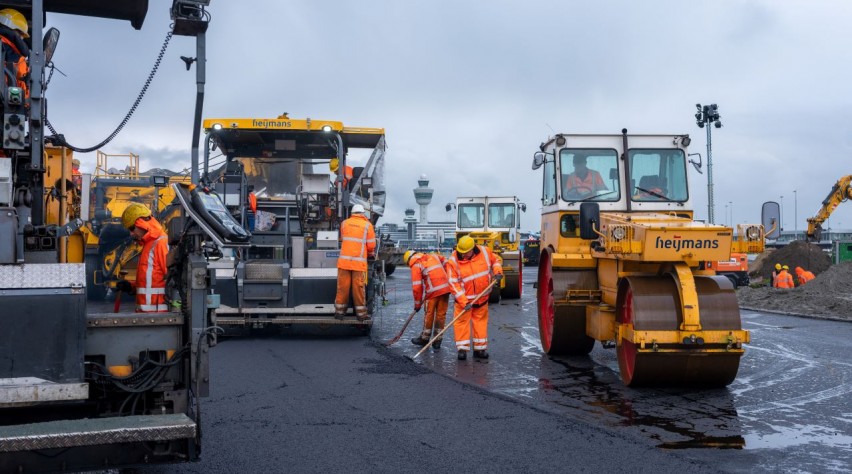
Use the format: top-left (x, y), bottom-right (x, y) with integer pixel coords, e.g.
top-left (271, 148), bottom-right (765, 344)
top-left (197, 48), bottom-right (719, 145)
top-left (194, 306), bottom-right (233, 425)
top-left (44, 0), bottom-right (852, 234)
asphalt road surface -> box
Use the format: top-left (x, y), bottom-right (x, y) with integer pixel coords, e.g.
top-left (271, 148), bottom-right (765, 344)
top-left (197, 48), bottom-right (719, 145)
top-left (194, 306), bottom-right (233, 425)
top-left (152, 266), bottom-right (851, 473)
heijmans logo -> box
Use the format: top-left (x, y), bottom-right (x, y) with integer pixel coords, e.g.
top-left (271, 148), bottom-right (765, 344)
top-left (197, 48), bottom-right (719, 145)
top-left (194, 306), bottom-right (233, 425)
top-left (654, 235), bottom-right (719, 252)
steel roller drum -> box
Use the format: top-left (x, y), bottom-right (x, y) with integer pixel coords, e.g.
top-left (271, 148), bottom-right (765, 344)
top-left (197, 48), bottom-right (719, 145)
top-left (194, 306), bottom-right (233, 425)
top-left (616, 275), bottom-right (742, 387)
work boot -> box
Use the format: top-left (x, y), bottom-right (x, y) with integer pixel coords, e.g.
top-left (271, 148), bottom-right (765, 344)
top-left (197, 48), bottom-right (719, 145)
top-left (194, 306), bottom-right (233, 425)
top-left (457, 350), bottom-right (467, 361)
top-left (432, 340), bottom-right (442, 351)
top-left (333, 312), bottom-right (346, 321)
top-left (410, 336), bottom-right (429, 346)
top-left (473, 350), bottom-right (489, 360)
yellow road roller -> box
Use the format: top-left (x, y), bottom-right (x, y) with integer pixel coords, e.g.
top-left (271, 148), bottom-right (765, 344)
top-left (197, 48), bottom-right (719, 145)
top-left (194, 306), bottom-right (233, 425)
top-left (531, 130), bottom-right (778, 387)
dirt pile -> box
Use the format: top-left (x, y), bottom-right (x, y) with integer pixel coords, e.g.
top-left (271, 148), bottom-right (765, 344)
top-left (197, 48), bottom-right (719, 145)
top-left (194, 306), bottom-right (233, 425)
top-left (737, 261), bottom-right (852, 320)
top-left (749, 240), bottom-right (831, 283)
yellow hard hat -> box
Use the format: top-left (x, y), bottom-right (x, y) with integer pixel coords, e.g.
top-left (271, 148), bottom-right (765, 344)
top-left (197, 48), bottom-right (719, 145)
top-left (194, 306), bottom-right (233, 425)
top-left (775, 263), bottom-right (781, 270)
top-left (121, 203), bottom-right (151, 230)
top-left (71, 159), bottom-right (81, 166)
top-left (782, 265), bottom-right (789, 270)
top-left (329, 158), bottom-right (339, 173)
top-left (404, 250), bottom-right (421, 265)
top-left (456, 235), bottom-right (475, 254)
top-left (0, 9), bottom-right (28, 38)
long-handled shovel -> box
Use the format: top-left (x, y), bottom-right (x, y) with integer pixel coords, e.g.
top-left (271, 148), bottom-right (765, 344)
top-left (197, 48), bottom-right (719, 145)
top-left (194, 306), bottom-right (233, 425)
top-left (412, 280), bottom-right (498, 359)
top-left (385, 307), bottom-right (420, 346)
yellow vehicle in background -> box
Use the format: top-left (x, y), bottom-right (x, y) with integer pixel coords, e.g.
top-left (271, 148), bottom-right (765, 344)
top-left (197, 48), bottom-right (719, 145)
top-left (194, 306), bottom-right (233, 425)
top-left (80, 151), bottom-right (190, 300)
top-left (446, 196), bottom-right (526, 301)
top-left (531, 130), bottom-right (777, 387)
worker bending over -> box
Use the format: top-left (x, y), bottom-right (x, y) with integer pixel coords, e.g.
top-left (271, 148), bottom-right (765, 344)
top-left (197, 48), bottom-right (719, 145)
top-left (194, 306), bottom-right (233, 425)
top-left (405, 250), bottom-right (452, 350)
top-left (335, 204), bottom-right (375, 321)
top-left (116, 203), bottom-right (169, 312)
top-left (446, 236), bottom-right (503, 360)
top-left (795, 266), bottom-right (815, 286)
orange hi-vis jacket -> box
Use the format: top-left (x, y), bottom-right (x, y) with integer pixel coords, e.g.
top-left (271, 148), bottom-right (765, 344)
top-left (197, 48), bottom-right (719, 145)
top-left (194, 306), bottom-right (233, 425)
top-left (565, 169), bottom-right (605, 195)
top-left (410, 253), bottom-right (452, 305)
top-left (773, 269), bottom-right (794, 289)
top-left (134, 217), bottom-right (169, 312)
top-left (795, 267), bottom-right (815, 285)
top-left (447, 245), bottom-right (503, 307)
top-left (337, 214), bottom-right (376, 272)
top-left (1, 35), bottom-right (28, 99)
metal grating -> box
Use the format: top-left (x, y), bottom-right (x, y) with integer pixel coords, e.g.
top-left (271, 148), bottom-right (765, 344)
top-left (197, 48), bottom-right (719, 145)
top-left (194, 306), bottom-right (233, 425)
top-left (0, 264), bottom-right (85, 289)
top-left (245, 263), bottom-right (284, 281)
top-left (0, 414), bottom-right (196, 452)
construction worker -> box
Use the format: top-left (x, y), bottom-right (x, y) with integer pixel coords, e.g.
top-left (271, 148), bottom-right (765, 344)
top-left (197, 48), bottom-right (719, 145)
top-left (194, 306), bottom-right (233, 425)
top-left (564, 154), bottom-right (606, 199)
top-left (773, 264), bottom-right (794, 289)
top-left (794, 266), bottom-right (815, 286)
top-left (0, 8), bottom-right (29, 100)
top-left (329, 158), bottom-right (354, 190)
top-left (246, 184), bottom-right (257, 231)
top-left (771, 263), bottom-right (782, 286)
top-left (405, 250), bottom-right (452, 350)
top-left (334, 204), bottom-right (376, 321)
top-left (446, 235), bottom-right (503, 361)
top-left (115, 203), bottom-right (169, 312)
top-left (71, 158), bottom-right (82, 188)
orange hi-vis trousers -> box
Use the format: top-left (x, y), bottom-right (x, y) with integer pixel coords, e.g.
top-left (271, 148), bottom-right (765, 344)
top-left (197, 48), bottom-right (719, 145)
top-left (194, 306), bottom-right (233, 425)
top-left (453, 302), bottom-right (489, 351)
top-left (419, 293), bottom-right (450, 341)
top-left (335, 269), bottom-right (368, 318)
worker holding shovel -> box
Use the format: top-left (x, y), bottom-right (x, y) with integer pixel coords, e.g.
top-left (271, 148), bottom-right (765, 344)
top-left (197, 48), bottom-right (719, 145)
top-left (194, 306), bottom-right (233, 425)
top-left (403, 250), bottom-right (453, 350)
top-left (446, 236), bottom-right (503, 361)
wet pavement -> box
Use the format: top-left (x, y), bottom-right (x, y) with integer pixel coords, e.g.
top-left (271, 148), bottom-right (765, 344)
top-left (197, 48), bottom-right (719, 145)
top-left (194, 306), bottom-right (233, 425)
top-left (374, 267), bottom-right (852, 473)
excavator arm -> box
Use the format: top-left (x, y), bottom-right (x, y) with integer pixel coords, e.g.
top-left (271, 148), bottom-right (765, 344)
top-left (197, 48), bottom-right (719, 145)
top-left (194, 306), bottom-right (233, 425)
top-left (806, 175), bottom-right (852, 242)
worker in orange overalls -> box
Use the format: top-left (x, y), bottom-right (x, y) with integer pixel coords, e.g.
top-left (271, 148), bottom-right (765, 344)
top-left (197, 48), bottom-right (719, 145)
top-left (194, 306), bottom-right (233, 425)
top-left (405, 250), bottom-right (453, 350)
top-left (794, 266), bottom-right (815, 286)
top-left (773, 264), bottom-right (794, 289)
top-left (329, 158), bottom-right (353, 190)
top-left (446, 235), bottom-right (503, 360)
top-left (334, 204), bottom-right (376, 321)
top-left (115, 203), bottom-right (169, 312)
top-left (0, 8), bottom-right (30, 100)
top-left (771, 263), bottom-right (782, 286)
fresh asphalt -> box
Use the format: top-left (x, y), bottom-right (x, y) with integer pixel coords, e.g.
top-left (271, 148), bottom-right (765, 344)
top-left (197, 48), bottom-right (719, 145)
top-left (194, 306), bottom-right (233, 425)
top-left (149, 267), bottom-right (851, 473)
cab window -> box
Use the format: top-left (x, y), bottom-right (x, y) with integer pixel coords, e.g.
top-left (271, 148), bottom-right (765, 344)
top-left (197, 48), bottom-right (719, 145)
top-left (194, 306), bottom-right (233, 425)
top-left (560, 149), bottom-right (619, 202)
top-left (458, 204), bottom-right (484, 228)
top-left (629, 149), bottom-right (688, 202)
top-left (488, 203), bottom-right (515, 228)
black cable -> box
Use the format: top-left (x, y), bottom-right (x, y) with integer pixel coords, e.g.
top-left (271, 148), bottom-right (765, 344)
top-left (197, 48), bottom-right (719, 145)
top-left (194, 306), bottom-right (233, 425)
top-left (45, 28), bottom-right (174, 153)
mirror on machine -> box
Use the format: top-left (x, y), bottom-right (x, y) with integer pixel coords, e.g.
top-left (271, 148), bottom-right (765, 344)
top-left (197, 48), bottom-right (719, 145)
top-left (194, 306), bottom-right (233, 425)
top-left (532, 152), bottom-right (545, 170)
top-left (579, 202), bottom-right (600, 240)
top-left (761, 201), bottom-right (781, 240)
top-left (43, 28), bottom-right (60, 64)
top-left (508, 227), bottom-right (517, 244)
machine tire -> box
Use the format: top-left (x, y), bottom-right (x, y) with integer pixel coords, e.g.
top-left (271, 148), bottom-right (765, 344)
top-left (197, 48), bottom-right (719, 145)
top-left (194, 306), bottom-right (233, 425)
top-left (488, 286), bottom-right (501, 304)
top-left (500, 261), bottom-right (523, 299)
top-left (724, 273), bottom-right (739, 289)
top-left (536, 250), bottom-right (594, 355)
top-left (384, 262), bottom-right (396, 276)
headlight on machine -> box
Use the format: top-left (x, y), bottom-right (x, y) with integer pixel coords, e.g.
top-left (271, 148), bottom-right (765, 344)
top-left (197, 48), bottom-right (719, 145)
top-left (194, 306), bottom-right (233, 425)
top-left (746, 225), bottom-right (761, 241)
top-left (611, 226), bottom-right (626, 241)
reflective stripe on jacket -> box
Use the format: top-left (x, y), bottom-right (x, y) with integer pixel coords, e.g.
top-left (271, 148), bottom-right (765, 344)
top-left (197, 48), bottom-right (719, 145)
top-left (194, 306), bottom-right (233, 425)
top-left (773, 270), bottom-right (794, 289)
top-left (410, 253), bottom-right (452, 304)
top-left (564, 170), bottom-right (605, 195)
top-left (446, 245), bottom-right (503, 306)
top-left (134, 217), bottom-right (169, 312)
top-left (337, 214), bottom-right (376, 272)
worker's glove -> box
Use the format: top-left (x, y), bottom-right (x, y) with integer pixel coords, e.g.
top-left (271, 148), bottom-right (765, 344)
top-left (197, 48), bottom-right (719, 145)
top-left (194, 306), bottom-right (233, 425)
top-left (115, 280), bottom-right (134, 295)
top-left (494, 274), bottom-right (504, 285)
top-left (414, 303), bottom-right (422, 312)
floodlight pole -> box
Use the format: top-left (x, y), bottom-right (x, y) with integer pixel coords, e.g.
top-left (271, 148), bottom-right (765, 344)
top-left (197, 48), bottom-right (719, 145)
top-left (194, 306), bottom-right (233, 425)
top-left (695, 104), bottom-right (722, 224)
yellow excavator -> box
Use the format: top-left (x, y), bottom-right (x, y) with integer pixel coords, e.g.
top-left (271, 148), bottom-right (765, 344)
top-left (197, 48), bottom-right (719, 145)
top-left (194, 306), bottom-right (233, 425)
top-left (805, 175), bottom-right (852, 242)
top-left (531, 130), bottom-right (777, 387)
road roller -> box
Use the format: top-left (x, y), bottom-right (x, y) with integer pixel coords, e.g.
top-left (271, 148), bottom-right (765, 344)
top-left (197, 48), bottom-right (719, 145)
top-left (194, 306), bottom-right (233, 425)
top-left (531, 130), bottom-right (778, 387)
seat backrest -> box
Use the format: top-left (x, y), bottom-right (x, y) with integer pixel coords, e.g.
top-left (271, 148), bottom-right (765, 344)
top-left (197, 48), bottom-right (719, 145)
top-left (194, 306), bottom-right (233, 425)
top-left (638, 175), bottom-right (660, 189)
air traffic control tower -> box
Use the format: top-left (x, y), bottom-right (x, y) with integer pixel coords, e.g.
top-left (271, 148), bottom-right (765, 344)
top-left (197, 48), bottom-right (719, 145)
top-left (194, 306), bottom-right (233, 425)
top-left (413, 174), bottom-right (433, 224)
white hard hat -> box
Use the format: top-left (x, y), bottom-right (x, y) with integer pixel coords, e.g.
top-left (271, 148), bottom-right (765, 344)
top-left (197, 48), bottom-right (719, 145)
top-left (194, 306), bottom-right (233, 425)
top-left (351, 204), bottom-right (365, 214)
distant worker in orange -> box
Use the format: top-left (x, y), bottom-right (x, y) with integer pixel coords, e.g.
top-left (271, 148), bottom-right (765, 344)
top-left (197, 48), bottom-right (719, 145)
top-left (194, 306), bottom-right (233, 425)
top-left (329, 158), bottom-right (353, 190)
top-left (564, 154), bottom-right (606, 199)
top-left (794, 266), bottom-right (815, 286)
top-left (773, 264), bottom-right (794, 289)
top-left (334, 204), bottom-right (376, 321)
top-left (71, 158), bottom-right (82, 188)
top-left (405, 250), bottom-right (453, 350)
top-left (446, 235), bottom-right (503, 361)
top-left (115, 204), bottom-right (169, 312)
top-left (771, 263), bottom-right (782, 286)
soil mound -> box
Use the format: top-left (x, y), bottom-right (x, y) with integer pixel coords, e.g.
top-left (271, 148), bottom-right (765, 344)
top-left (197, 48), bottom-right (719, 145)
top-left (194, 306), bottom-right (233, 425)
top-left (750, 241), bottom-right (830, 283)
